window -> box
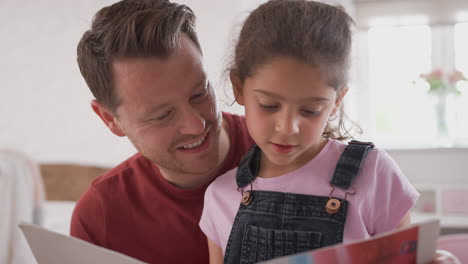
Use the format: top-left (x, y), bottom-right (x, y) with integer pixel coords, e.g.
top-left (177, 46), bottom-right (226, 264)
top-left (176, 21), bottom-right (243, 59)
top-left (455, 23), bottom-right (468, 73)
top-left (453, 23), bottom-right (468, 145)
top-left (356, 20), bottom-right (468, 148)
top-left (367, 24), bottom-right (433, 147)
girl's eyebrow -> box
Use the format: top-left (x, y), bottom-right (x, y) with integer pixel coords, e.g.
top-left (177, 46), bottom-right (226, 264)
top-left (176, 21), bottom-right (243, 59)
top-left (253, 89), bottom-right (330, 102)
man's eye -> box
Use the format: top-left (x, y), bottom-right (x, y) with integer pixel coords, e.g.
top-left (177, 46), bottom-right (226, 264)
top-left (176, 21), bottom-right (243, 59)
top-left (192, 90), bottom-right (207, 100)
top-left (259, 104), bottom-right (278, 110)
top-left (156, 110), bottom-right (172, 121)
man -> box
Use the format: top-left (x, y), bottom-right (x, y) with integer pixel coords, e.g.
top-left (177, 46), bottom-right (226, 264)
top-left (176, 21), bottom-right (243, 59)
top-left (71, 0), bottom-right (254, 263)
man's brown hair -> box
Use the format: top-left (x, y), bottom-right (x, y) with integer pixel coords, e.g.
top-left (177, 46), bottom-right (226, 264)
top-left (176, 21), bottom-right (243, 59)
top-left (77, 0), bottom-right (201, 112)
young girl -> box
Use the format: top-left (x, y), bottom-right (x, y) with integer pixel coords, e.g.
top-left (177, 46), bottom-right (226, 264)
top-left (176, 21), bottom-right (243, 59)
top-left (200, 1), bottom-right (419, 263)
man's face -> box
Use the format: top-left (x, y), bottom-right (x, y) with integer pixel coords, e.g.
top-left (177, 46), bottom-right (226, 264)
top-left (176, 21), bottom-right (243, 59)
top-left (109, 36), bottom-right (222, 181)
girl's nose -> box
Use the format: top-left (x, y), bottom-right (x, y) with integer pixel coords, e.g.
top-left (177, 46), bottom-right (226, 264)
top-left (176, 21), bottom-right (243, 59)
top-left (275, 112), bottom-right (299, 136)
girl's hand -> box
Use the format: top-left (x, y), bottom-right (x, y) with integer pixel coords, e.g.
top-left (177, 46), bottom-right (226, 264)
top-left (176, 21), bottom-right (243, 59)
top-left (430, 249), bottom-right (461, 264)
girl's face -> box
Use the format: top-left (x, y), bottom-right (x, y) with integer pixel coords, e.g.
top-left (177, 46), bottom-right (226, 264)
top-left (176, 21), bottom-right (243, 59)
top-left (233, 56), bottom-right (347, 177)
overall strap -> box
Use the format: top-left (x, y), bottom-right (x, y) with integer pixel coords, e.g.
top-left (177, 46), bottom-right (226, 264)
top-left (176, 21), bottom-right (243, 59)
top-left (330, 140), bottom-right (375, 190)
top-left (236, 145), bottom-right (261, 189)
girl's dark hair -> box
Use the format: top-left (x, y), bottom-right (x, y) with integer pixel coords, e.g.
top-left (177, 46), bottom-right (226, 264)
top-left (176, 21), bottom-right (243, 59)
top-left (230, 0), bottom-right (360, 140)
top-left (77, 0), bottom-right (200, 112)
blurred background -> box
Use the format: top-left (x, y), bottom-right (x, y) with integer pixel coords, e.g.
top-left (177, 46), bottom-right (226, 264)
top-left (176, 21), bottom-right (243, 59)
top-left (1, 0), bottom-right (468, 165)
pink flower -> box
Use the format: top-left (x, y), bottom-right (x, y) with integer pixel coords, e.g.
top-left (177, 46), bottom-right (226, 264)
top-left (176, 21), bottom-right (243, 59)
top-left (419, 68), bottom-right (466, 96)
top-left (432, 69), bottom-right (444, 80)
top-left (448, 70), bottom-right (467, 85)
top-left (421, 69), bottom-right (444, 82)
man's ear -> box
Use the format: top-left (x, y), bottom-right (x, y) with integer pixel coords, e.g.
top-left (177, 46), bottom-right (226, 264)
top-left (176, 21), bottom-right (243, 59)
top-left (331, 86), bottom-right (349, 116)
top-left (91, 100), bottom-right (126, 137)
top-left (230, 71), bottom-right (244, 106)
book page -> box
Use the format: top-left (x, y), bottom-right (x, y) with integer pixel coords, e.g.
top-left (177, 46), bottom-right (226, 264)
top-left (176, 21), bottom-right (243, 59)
top-left (19, 223), bottom-right (148, 264)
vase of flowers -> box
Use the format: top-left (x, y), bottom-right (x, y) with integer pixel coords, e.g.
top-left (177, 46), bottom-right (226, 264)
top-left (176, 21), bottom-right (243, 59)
top-left (420, 69), bottom-right (466, 140)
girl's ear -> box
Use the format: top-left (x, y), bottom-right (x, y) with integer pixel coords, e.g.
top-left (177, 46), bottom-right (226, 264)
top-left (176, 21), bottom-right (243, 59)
top-left (331, 86), bottom-right (349, 116)
top-left (230, 71), bottom-right (244, 106)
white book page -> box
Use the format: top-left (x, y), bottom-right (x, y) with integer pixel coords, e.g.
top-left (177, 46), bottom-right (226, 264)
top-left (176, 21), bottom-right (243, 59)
top-left (19, 223), bottom-right (148, 264)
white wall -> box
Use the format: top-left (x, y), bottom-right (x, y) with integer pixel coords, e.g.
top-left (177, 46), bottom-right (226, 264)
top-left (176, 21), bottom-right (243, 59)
top-left (0, 0), bottom-right (355, 167)
top-left (355, 0), bottom-right (468, 28)
top-left (387, 148), bottom-right (468, 185)
top-left (0, 0), bottom-right (246, 167)
top-left (1, 0), bottom-right (129, 166)
top-left (3, 0), bottom-right (466, 183)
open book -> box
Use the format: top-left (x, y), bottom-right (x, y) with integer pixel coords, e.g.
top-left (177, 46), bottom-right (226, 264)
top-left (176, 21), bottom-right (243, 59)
top-left (20, 219), bottom-right (439, 264)
top-left (261, 219), bottom-right (440, 264)
top-left (19, 223), bottom-right (147, 264)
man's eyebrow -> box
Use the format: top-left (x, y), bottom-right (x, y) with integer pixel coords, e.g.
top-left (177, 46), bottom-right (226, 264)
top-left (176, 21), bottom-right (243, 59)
top-left (191, 76), bottom-right (207, 91)
top-left (253, 89), bottom-right (330, 102)
top-left (142, 103), bottom-right (170, 117)
top-left (142, 76), bottom-right (207, 116)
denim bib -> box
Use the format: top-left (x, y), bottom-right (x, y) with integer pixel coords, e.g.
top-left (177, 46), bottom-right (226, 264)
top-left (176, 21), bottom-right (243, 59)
top-left (224, 140), bottom-right (374, 264)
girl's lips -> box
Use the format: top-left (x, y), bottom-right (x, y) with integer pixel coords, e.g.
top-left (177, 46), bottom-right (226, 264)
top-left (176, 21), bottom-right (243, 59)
top-left (271, 143), bottom-right (295, 154)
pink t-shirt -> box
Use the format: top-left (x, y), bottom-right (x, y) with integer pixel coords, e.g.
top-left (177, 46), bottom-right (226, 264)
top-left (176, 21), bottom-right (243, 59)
top-left (199, 139), bottom-right (419, 255)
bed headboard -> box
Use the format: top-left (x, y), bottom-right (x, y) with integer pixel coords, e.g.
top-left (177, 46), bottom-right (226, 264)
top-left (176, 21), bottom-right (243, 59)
top-left (40, 164), bottom-right (110, 201)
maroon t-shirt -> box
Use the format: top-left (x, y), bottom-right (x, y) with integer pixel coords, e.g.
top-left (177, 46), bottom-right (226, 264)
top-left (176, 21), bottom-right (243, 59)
top-left (70, 112), bottom-right (253, 263)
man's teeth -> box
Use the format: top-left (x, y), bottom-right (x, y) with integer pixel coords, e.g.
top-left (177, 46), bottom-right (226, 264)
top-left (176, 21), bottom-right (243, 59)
top-left (182, 135), bottom-right (206, 149)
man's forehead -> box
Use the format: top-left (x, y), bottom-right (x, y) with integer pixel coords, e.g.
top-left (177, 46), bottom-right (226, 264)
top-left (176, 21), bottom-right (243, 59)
top-left (110, 35), bottom-right (206, 109)
top-left (112, 62), bottom-right (208, 114)
top-left (111, 56), bottom-right (166, 75)
top-left (111, 56), bottom-right (206, 89)
top-left (112, 46), bottom-right (203, 82)
top-left (111, 34), bottom-right (202, 70)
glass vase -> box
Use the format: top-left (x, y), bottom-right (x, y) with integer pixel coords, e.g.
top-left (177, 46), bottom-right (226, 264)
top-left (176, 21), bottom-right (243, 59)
top-left (433, 93), bottom-right (450, 145)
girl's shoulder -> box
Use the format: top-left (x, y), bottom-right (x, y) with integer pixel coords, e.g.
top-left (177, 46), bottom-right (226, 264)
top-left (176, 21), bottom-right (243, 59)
top-left (328, 139), bottom-right (396, 169)
top-left (334, 140), bottom-right (405, 191)
top-left (207, 166), bottom-right (239, 194)
top-left (326, 140), bottom-right (402, 190)
top-left (361, 145), bottom-right (398, 172)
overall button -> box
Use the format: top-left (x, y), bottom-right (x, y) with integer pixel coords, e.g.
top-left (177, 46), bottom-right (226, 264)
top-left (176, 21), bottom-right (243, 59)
top-left (242, 191), bottom-right (253, 205)
top-left (326, 198), bottom-right (341, 214)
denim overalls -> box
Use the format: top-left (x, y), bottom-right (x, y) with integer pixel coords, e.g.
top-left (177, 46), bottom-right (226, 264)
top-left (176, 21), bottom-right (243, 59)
top-left (224, 140), bottom-right (375, 264)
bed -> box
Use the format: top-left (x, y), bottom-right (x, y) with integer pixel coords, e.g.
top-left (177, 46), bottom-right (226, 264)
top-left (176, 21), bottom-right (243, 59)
top-left (40, 164), bottom-right (109, 234)
top-left (1, 151), bottom-right (109, 263)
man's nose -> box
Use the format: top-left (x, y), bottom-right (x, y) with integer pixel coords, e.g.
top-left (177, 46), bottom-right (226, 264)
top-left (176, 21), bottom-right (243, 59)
top-left (178, 106), bottom-right (206, 135)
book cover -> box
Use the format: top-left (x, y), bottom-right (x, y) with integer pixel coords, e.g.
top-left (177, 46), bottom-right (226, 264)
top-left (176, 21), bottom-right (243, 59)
top-left (261, 219), bottom-right (440, 264)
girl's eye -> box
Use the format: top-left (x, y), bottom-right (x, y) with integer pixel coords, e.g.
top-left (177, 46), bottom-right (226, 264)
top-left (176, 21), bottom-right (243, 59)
top-left (301, 109), bottom-right (320, 116)
top-left (259, 104), bottom-right (279, 110)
